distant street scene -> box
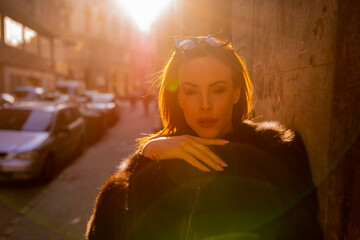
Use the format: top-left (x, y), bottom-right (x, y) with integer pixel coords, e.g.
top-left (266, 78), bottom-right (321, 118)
top-left (0, 101), bottom-right (159, 240)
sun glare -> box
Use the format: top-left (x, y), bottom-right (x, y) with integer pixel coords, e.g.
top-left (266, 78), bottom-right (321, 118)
top-left (117, 0), bottom-right (173, 32)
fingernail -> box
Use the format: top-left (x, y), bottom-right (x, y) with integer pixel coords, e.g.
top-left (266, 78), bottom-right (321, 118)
top-left (216, 165), bottom-right (224, 171)
top-left (222, 140), bottom-right (229, 144)
top-left (220, 160), bottom-right (228, 167)
top-left (202, 166), bottom-right (210, 172)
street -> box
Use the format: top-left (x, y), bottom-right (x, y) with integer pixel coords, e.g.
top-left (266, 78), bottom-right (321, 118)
top-left (0, 101), bottom-right (159, 240)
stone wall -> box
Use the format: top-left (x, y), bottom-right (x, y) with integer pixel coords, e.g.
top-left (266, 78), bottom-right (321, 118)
top-left (231, 0), bottom-right (360, 238)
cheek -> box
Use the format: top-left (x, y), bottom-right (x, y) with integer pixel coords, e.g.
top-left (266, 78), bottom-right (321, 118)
top-left (214, 95), bottom-right (235, 115)
top-left (179, 96), bottom-right (196, 115)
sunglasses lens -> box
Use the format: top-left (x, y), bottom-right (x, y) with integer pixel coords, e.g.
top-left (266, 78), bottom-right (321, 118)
top-left (175, 36), bottom-right (229, 51)
top-left (176, 38), bottom-right (198, 50)
top-left (206, 36), bottom-right (229, 47)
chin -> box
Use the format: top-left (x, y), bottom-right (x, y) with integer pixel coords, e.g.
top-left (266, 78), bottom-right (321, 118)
top-left (195, 129), bottom-right (218, 139)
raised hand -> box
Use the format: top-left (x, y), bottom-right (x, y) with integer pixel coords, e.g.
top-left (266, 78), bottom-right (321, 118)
top-left (141, 135), bottom-right (228, 172)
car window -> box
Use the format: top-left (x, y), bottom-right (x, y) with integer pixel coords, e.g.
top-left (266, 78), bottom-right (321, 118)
top-left (14, 91), bottom-right (30, 99)
top-left (0, 109), bottom-right (52, 131)
top-left (57, 109), bottom-right (72, 127)
top-left (71, 108), bottom-right (80, 119)
top-left (56, 110), bottom-right (69, 128)
top-left (56, 108), bottom-right (77, 128)
top-left (56, 86), bottom-right (68, 94)
top-left (66, 109), bottom-right (77, 123)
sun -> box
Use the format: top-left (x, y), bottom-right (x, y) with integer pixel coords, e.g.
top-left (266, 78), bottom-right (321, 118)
top-left (117, 0), bottom-right (173, 32)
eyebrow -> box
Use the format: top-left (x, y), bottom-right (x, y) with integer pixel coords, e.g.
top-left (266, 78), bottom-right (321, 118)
top-left (181, 81), bottom-right (227, 87)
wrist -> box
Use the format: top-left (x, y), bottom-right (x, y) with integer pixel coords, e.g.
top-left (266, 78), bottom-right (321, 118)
top-left (140, 140), bottom-right (156, 160)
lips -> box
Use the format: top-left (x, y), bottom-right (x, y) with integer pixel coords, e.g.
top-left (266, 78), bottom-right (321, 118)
top-left (197, 118), bottom-right (218, 128)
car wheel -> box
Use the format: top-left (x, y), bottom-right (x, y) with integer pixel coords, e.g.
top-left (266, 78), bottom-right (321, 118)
top-left (75, 136), bottom-right (86, 157)
top-left (40, 155), bottom-right (56, 183)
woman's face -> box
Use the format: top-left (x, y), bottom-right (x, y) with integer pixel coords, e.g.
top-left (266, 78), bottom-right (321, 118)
top-left (178, 56), bottom-right (240, 139)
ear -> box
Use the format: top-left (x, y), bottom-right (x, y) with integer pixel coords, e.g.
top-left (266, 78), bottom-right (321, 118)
top-left (178, 93), bottom-right (183, 109)
top-left (233, 87), bottom-right (240, 104)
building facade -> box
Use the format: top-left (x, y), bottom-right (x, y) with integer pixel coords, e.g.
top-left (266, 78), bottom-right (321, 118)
top-left (0, 0), bottom-right (159, 97)
top-left (0, 0), bottom-right (63, 92)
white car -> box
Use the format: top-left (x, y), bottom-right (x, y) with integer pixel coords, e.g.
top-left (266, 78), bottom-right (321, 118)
top-left (0, 101), bottom-right (86, 182)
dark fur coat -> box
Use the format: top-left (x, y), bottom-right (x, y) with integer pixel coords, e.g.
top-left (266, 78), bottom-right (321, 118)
top-left (87, 121), bottom-right (323, 240)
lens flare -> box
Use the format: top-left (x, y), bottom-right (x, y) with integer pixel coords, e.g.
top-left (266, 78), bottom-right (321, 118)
top-left (165, 76), bottom-right (178, 92)
top-left (117, 0), bottom-right (173, 31)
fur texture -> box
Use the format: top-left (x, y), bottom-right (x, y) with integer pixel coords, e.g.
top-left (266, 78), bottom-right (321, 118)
top-left (87, 121), bottom-right (323, 240)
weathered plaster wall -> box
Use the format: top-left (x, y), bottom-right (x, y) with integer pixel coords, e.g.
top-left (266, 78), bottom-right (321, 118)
top-left (232, 0), bottom-right (360, 238)
top-left (233, 0), bottom-right (337, 183)
top-left (330, 0), bottom-right (360, 238)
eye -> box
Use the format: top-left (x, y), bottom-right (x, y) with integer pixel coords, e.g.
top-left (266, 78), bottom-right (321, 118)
top-left (210, 86), bottom-right (226, 94)
top-left (184, 88), bottom-right (198, 96)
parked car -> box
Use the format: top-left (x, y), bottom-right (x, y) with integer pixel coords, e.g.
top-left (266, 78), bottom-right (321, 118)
top-left (13, 86), bottom-right (44, 101)
top-left (0, 93), bottom-right (15, 109)
top-left (78, 105), bottom-right (106, 145)
top-left (86, 93), bottom-right (120, 128)
top-left (41, 91), bottom-right (70, 103)
top-left (74, 93), bottom-right (106, 144)
top-left (0, 101), bottom-right (86, 182)
top-left (56, 80), bottom-right (85, 96)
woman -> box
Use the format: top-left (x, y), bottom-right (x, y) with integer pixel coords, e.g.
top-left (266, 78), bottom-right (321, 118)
top-left (87, 35), bottom-right (323, 240)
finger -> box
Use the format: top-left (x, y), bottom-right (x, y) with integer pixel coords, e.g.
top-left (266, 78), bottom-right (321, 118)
top-left (192, 140), bottom-right (228, 167)
top-left (183, 146), bottom-right (224, 171)
top-left (190, 136), bottom-right (229, 146)
top-left (185, 138), bottom-right (227, 169)
top-left (181, 153), bottom-right (210, 172)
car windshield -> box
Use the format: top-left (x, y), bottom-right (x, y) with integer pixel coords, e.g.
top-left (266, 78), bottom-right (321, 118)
top-left (14, 91), bottom-right (30, 98)
top-left (0, 109), bottom-right (52, 131)
top-left (91, 95), bottom-right (114, 103)
top-left (56, 86), bottom-right (69, 94)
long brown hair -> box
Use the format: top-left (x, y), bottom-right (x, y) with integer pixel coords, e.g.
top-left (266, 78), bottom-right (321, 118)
top-left (138, 42), bottom-right (254, 147)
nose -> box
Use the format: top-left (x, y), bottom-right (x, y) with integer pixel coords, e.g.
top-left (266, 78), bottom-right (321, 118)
top-left (199, 92), bottom-right (212, 111)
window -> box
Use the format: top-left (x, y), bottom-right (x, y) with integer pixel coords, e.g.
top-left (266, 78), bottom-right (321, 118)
top-left (40, 35), bottom-right (51, 59)
top-left (4, 16), bottom-right (40, 55)
top-left (71, 108), bottom-right (81, 119)
top-left (84, 6), bottom-right (92, 33)
top-left (112, 18), bottom-right (119, 41)
top-left (24, 27), bottom-right (38, 54)
top-left (0, 109), bottom-right (52, 132)
top-left (97, 11), bottom-right (106, 39)
top-left (56, 110), bottom-right (69, 129)
top-left (65, 109), bottom-right (78, 124)
top-left (4, 17), bottom-right (23, 48)
top-left (56, 108), bottom-right (76, 129)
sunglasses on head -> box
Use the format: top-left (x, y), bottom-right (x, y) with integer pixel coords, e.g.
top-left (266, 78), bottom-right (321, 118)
top-left (174, 35), bottom-right (230, 51)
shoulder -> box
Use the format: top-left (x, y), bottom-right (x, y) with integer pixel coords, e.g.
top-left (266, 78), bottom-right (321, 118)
top-left (87, 171), bottom-right (131, 239)
top-left (237, 121), bottom-right (301, 147)
top-left (89, 151), bottom-right (149, 211)
top-left (94, 150), bottom-right (151, 201)
top-left (116, 149), bottom-right (153, 173)
top-left (233, 120), bottom-right (307, 159)
top-left (94, 172), bottom-right (130, 207)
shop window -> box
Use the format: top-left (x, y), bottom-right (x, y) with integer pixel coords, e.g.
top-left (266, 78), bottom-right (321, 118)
top-left (24, 27), bottom-right (38, 54)
top-left (4, 17), bottom-right (23, 48)
top-left (4, 16), bottom-right (39, 55)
